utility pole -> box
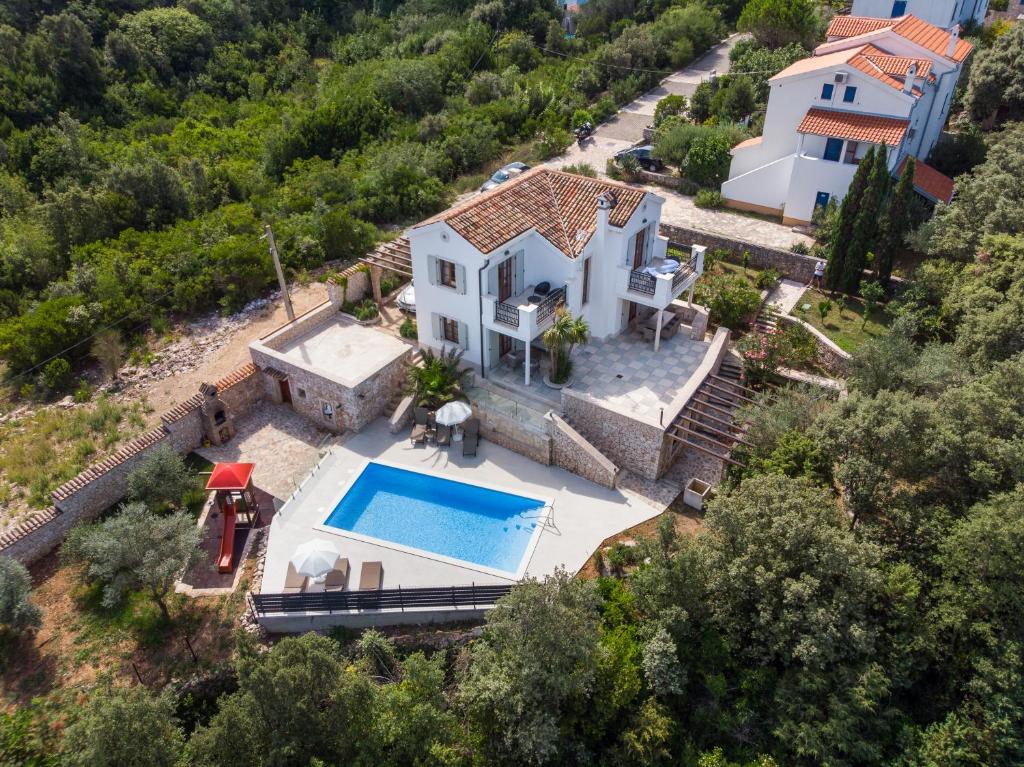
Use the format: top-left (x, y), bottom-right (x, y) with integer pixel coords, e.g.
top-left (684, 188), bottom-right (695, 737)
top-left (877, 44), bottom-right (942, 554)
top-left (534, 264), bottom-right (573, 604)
top-left (262, 223), bottom-right (295, 321)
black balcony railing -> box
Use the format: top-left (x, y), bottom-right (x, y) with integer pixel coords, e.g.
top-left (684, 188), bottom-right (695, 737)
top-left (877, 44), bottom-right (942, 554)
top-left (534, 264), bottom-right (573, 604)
top-left (250, 583), bottom-right (514, 616)
top-left (536, 286), bottom-right (566, 323)
top-left (672, 253), bottom-right (699, 290)
top-left (628, 269), bottom-right (657, 296)
top-left (494, 300), bottom-right (520, 328)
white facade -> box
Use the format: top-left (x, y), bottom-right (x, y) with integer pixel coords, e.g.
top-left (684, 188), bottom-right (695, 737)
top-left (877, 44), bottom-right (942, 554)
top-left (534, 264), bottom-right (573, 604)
top-left (409, 176), bottom-right (704, 386)
top-left (849, 0), bottom-right (989, 28)
top-left (721, 17), bottom-right (969, 224)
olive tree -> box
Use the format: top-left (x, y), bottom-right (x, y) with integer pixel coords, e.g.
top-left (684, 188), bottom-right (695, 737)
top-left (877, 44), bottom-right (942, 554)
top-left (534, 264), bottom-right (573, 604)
top-left (0, 556), bottom-right (41, 636)
top-left (126, 443), bottom-right (193, 510)
top-left (63, 502), bottom-right (202, 621)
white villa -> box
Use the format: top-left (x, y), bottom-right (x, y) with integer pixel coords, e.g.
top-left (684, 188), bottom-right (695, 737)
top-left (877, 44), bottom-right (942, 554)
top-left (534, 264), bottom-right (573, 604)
top-left (409, 168), bottom-right (705, 385)
top-left (849, 0), bottom-right (989, 29)
top-left (721, 14), bottom-right (970, 225)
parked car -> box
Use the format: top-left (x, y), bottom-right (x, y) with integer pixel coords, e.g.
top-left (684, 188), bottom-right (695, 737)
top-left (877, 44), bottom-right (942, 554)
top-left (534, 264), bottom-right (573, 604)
top-left (479, 162), bottom-right (531, 193)
top-left (398, 282), bottom-right (415, 313)
top-left (614, 145), bottom-right (663, 172)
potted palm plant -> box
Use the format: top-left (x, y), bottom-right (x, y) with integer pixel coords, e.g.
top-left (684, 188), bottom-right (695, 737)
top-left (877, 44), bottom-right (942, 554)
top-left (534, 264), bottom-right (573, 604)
top-left (543, 309), bottom-right (589, 388)
top-left (406, 347), bottom-right (470, 409)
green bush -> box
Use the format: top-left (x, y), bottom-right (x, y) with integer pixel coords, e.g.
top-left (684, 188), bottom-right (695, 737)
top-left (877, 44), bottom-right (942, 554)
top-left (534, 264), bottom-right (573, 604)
top-left (399, 316), bottom-right (417, 339)
top-left (0, 557), bottom-right (42, 637)
top-left (781, 321), bottom-right (818, 367)
top-left (39, 357), bottom-right (73, 394)
top-left (755, 268), bottom-right (781, 289)
top-left (694, 189), bottom-right (723, 209)
top-left (698, 274), bottom-right (761, 329)
top-left (561, 163), bottom-right (597, 178)
top-left (349, 298), bottom-right (379, 322)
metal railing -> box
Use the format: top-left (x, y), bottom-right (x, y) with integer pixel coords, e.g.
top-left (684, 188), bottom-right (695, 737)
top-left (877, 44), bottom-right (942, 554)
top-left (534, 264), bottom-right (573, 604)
top-left (672, 253), bottom-right (699, 290)
top-left (628, 269), bottom-right (657, 295)
top-left (535, 286), bottom-right (566, 323)
top-left (251, 583), bottom-right (514, 615)
top-left (494, 301), bottom-right (520, 328)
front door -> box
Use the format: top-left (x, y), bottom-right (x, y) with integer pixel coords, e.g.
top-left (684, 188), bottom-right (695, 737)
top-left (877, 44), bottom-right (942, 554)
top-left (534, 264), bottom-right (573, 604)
top-left (499, 333), bottom-right (513, 357)
top-left (279, 379), bottom-right (292, 404)
top-left (497, 257), bottom-right (513, 301)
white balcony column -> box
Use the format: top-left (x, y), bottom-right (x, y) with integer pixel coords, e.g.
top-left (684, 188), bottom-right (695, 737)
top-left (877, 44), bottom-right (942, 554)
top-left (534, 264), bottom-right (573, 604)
top-left (524, 343), bottom-right (531, 387)
top-left (654, 308), bottom-right (664, 352)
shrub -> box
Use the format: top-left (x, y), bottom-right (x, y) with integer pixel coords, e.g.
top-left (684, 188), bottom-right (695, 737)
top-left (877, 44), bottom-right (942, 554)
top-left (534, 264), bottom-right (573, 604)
top-left (653, 94), bottom-right (687, 127)
top-left (571, 109), bottom-right (594, 129)
top-left (536, 129), bottom-right (572, 161)
top-left (791, 241), bottom-right (810, 255)
top-left (699, 274), bottom-right (761, 329)
top-left (694, 189), bottom-right (723, 209)
top-left (561, 163), bottom-right (597, 178)
top-left (399, 316), bottom-right (417, 339)
top-left (605, 158), bottom-right (624, 180)
top-left (737, 328), bottom-right (786, 388)
top-left (618, 153), bottom-right (641, 180)
top-left (755, 268), bottom-right (781, 290)
top-left (681, 131), bottom-right (733, 185)
top-left (127, 443), bottom-right (193, 510)
top-left (781, 321), bottom-right (818, 367)
top-left (0, 557), bottom-right (42, 637)
top-left (39, 357), bottom-right (72, 394)
top-left (351, 299), bottom-right (379, 322)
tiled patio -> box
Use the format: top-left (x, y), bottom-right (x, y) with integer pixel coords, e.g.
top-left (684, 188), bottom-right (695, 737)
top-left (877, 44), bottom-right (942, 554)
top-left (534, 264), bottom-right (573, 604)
top-left (487, 328), bottom-right (710, 423)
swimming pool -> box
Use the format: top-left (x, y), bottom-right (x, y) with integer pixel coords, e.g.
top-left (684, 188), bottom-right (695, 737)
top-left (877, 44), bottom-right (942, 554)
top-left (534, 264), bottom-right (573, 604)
top-left (322, 462), bottom-right (547, 575)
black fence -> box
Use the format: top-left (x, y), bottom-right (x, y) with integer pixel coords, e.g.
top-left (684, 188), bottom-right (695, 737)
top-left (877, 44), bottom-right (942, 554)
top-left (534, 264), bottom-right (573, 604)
top-left (251, 583), bottom-right (514, 616)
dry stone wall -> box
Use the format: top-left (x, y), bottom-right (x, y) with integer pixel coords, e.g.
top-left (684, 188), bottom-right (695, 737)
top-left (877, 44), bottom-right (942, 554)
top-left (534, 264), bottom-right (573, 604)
top-left (548, 413), bottom-right (619, 489)
top-left (659, 223), bottom-right (819, 282)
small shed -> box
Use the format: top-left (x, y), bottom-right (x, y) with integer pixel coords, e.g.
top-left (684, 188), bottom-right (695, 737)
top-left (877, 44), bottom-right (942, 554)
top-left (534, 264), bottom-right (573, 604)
top-left (205, 462), bottom-right (261, 527)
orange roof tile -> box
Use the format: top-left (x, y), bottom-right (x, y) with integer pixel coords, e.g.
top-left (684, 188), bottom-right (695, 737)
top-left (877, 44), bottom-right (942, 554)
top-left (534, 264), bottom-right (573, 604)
top-left (732, 136), bottom-right (763, 152)
top-left (860, 44), bottom-right (933, 79)
top-left (827, 15), bottom-right (895, 38)
top-left (893, 16), bottom-right (973, 62)
top-left (416, 168), bottom-right (648, 257)
top-left (897, 157), bottom-right (955, 204)
top-left (798, 108), bottom-right (909, 145)
top-left (848, 49), bottom-right (923, 96)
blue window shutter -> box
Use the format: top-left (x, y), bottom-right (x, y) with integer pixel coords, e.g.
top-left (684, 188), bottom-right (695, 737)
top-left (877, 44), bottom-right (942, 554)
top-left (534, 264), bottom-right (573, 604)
top-left (843, 86), bottom-right (857, 103)
top-left (821, 83), bottom-right (834, 100)
top-left (824, 138), bottom-right (844, 162)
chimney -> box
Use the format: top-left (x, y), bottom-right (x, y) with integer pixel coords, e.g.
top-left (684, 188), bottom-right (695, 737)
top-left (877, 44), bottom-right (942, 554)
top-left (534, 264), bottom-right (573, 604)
top-left (595, 190), bottom-right (616, 230)
top-left (946, 25), bottom-right (960, 58)
top-left (903, 62), bottom-right (917, 94)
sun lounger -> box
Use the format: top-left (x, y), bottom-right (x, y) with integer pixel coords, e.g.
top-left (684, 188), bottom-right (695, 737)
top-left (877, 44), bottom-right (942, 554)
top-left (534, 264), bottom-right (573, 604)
top-left (436, 423), bottom-right (451, 447)
top-left (462, 418), bottom-right (480, 457)
top-left (324, 558), bottom-right (350, 592)
top-left (359, 561), bottom-right (383, 590)
top-left (282, 562), bottom-right (307, 593)
top-left (411, 407), bottom-right (430, 445)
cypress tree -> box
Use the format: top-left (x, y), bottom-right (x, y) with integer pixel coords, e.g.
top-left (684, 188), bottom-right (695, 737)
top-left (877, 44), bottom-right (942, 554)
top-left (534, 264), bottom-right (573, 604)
top-left (825, 145), bottom-right (875, 292)
top-left (877, 156), bottom-right (915, 285)
top-left (843, 144), bottom-right (891, 294)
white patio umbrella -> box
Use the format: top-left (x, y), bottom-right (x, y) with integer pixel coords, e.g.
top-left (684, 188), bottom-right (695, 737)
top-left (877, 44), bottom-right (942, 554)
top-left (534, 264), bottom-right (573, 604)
top-left (435, 400), bottom-right (473, 426)
top-left (290, 539), bottom-right (339, 579)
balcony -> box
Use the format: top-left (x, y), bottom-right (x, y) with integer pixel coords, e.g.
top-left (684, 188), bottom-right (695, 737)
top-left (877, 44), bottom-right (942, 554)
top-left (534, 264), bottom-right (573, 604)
top-left (483, 284), bottom-right (567, 340)
top-left (619, 250), bottom-right (703, 309)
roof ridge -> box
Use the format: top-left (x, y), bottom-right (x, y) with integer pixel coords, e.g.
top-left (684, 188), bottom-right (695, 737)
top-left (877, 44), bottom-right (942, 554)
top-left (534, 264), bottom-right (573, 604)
top-left (542, 171), bottom-right (576, 257)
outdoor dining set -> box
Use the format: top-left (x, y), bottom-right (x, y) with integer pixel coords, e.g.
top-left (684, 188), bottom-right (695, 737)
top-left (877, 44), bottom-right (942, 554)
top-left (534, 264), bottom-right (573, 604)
top-left (410, 401), bottom-right (480, 457)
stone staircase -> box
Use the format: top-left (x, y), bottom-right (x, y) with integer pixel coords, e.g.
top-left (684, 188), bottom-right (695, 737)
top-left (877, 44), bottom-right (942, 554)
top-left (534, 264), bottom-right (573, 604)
top-left (754, 305), bottom-right (781, 334)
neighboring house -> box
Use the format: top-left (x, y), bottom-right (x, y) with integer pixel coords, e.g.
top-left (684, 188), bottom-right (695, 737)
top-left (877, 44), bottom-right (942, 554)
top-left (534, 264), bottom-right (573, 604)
top-left (721, 15), bottom-right (970, 225)
top-left (408, 168), bottom-right (704, 385)
top-left (849, 0), bottom-right (989, 28)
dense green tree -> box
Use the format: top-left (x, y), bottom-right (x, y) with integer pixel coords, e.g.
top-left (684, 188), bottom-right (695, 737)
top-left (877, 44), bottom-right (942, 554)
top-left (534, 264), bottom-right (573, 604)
top-left (877, 155), bottom-right (915, 285)
top-left (61, 685), bottom-right (184, 767)
top-left (126, 444), bottom-right (194, 510)
top-left (825, 146), bottom-right (876, 292)
top-left (63, 502), bottom-right (202, 621)
top-left (843, 144), bottom-right (890, 293)
top-left (682, 130), bottom-right (733, 185)
top-left (187, 634), bottom-right (378, 766)
top-left (0, 556), bottom-right (41, 636)
top-left (965, 22), bottom-right (1024, 125)
top-left (112, 7), bottom-right (215, 84)
top-left (737, 0), bottom-right (820, 49)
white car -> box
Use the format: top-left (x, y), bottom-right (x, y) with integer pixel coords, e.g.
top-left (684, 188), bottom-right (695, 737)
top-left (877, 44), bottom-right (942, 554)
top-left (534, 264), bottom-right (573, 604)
top-left (479, 162), bottom-right (531, 193)
top-left (398, 282), bottom-right (415, 313)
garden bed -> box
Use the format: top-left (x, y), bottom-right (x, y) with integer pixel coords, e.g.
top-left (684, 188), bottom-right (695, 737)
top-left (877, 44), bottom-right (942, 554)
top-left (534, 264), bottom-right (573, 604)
top-left (791, 288), bottom-right (892, 353)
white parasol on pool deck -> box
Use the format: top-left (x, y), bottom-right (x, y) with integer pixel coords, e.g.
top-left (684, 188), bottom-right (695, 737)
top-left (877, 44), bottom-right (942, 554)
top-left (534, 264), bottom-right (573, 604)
top-left (290, 539), bottom-right (339, 579)
top-left (435, 400), bottom-right (473, 426)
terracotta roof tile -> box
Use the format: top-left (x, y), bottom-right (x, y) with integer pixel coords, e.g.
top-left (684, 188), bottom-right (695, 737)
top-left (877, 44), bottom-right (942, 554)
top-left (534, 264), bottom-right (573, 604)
top-left (798, 107), bottom-right (909, 145)
top-left (897, 157), bottom-right (955, 204)
top-left (732, 136), bottom-right (763, 152)
top-left (827, 15), bottom-right (896, 38)
top-left (848, 48), bottom-right (923, 96)
top-left (893, 16), bottom-right (973, 62)
top-left (860, 44), bottom-right (933, 79)
top-left (415, 168), bottom-right (648, 258)
top-left (0, 507), bottom-right (60, 550)
top-left (214, 363), bottom-right (257, 391)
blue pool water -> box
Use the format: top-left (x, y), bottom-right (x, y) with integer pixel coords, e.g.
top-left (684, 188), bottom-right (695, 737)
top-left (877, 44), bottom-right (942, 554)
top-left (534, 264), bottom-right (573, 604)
top-left (324, 462), bottom-right (545, 573)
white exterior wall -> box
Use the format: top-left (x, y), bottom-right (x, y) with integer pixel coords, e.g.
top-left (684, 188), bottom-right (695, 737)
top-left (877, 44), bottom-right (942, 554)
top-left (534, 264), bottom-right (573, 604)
top-left (409, 190), bottom-right (668, 374)
top-left (849, 0), bottom-right (988, 28)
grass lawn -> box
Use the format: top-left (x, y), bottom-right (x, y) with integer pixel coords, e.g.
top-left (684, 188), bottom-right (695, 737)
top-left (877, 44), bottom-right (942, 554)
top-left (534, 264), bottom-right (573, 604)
top-left (792, 288), bottom-right (892, 353)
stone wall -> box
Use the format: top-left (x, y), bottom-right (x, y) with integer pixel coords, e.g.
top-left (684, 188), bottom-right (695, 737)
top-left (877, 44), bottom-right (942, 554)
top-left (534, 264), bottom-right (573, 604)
top-left (341, 351), bottom-right (410, 432)
top-left (562, 391), bottom-right (666, 480)
top-left (256, 300), bottom-right (336, 351)
top-left (659, 223), bottom-right (818, 282)
top-left (779, 315), bottom-right (851, 375)
top-left (548, 413), bottom-right (619, 489)
top-left (473, 406), bottom-right (551, 466)
top-left (0, 365), bottom-right (265, 565)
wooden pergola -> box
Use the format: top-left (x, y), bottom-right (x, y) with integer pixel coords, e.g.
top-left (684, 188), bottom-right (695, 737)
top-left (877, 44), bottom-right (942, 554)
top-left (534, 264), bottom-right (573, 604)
top-left (358, 236), bottom-right (413, 305)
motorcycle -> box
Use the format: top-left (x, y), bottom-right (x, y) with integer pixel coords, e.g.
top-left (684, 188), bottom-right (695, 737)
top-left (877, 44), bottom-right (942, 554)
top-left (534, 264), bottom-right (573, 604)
top-left (574, 122), bottom-right (593, 147)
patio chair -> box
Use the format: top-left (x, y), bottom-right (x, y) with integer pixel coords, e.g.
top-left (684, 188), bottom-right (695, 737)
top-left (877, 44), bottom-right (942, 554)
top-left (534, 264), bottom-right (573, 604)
top-left (436, 423), bottom-right (451, 447)
top-left (410, 407), bottom-right (430, 446)
top-left (282, 562), bottom-right (307, 594)
top-left (324, 558), bottom-right (350, 592)
top-left (359, 561), bottom-right (383, 590)
top-left (462, 418), bottom-right (480, 457)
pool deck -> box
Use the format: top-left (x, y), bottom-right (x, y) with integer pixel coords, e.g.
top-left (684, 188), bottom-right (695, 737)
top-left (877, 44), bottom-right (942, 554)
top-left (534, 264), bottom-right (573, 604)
top-left (261, 419), bottom-right (666, 593)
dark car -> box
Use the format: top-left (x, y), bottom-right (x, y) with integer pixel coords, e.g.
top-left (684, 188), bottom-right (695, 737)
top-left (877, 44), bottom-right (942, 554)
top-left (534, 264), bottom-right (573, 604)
top-left (614, 145), bottom-right (663, 172)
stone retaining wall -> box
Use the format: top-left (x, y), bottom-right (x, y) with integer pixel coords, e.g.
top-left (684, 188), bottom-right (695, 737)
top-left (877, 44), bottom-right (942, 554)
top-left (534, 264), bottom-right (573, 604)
top-left (660, 223), bottom-right (818, 282)
top-left (1, 365), bottom-right (265, 565)
top-left (780, 315), bottom-right (851, 375)
top-left (562, 391), bottom-right (666, 480)
top-left (548, 413), bottom-right (619, 489)
top-left (473, 406), bottom-right (551, 466)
